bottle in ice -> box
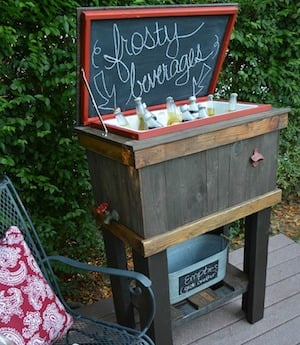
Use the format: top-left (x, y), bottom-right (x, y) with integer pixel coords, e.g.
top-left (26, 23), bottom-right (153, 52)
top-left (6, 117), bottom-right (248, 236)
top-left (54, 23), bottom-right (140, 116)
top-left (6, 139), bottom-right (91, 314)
top-left (166, 96), bottom-right (182, 125)
top-left (142, 103), bottom-right (163, 129)
top-left (134, 97), bottom-right (147, 130)
top-left (228, 93), bottom-right (238, 112)
top-left (197, 105), bottom-right (208, 118)
top-left (180, 104), bottom-right (195, 121)
top-left (114, 107), bottom-right (130, 127)
top-left (207, 94), bottom-right (215, 116)
top-left (188, 96), bottom-right (199, 118)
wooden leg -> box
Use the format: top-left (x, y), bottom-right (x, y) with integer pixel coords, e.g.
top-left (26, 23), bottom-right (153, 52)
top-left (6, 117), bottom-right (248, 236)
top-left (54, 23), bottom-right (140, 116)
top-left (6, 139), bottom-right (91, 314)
top-left (102, 228), bottom-right (135, 328)
top-left (133, 250), bottom-right (173, 345)
top-left (242, 208), bottom-right (271, 323)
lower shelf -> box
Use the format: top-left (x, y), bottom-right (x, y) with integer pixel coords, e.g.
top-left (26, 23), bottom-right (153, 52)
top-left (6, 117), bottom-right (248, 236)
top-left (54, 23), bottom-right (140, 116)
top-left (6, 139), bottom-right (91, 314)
top-left (171, 263), bottom-right (248, 327)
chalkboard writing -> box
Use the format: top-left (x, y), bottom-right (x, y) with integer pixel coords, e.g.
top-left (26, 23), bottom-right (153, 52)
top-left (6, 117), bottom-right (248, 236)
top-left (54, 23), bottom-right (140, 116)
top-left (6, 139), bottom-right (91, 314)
top-left (178, 260), bottom-right (219, 295)
top-left (79, 6), bottom-right (237, 122)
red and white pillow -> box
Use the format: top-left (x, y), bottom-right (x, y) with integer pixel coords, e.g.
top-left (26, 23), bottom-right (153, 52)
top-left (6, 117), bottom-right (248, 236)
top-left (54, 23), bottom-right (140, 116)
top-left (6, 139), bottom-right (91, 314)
top-left (0, 226), bottom-right (73, 345)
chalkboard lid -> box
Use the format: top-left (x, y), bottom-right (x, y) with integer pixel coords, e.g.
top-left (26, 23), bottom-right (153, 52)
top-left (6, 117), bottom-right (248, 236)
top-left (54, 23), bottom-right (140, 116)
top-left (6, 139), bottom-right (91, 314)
top-left (78, 5), bottom-right (242, 138)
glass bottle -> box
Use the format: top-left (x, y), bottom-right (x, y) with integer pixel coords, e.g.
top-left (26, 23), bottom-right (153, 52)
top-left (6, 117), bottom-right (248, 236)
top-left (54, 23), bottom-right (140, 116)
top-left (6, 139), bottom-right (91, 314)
top-left (207, 94), bottom-right (215, 116)
top-left (113, 107), bottom-right (130, 127)
top-left (134, 97), bottom-right (146, 130)
top-left (188, 96), bottom-right (199, 118)
top-left (166, 96), bottom-right (182, 125)
top-left (142, 103), bottom-right (164, 129)
top-left (180, 104), bottom-right (194, 121)
top-left (198, 105), bottom-right (208, 119)
top-left (228, 93), bottom-right (238, 112)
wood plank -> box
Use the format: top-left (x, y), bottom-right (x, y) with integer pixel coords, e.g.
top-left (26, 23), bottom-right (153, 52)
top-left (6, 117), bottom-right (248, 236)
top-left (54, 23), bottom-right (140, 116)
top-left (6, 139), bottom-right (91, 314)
top-left (229, 245), bottom-right (300, 291)
top-left (133, 114), bottom-right (288, 168)
top-left (266, 232), bottom-right (296, 250)
top-left (242, 209), bottom-right (271, 323)
top-left (267, 242), bottom-right (300, 269)
top-left (217, 145), bottom-right (230, 210)
top-left (206, 148), bottom-right (220, 212)
top-left (173, 290), bottom-right (300, 345)
top-left (75, 234), bottom-right (299, 345)
top-left (266, 256), bottom-right (300, 286)
top-left (172, 235), bottom-right (300, 344)
top-left (100, 221), bottom-right (145, 254)
top-left (244, 316), bottom-right (300, 345)
top-left (127, 108), bottom-right (289, 150)
top-left (228, 139), bottom-right (248, 204)
top-left (228, 233), bottom-right (296, 267)
top-left (264, 273), bottom-right (300, 306)
top-left (102, 189), bottom-right (282, 257)
top-left (77, 108), bottom-right (289, 149)
top-left (171, 264), bottom-right (248, 327)
top-left (139, 162), bottom-right (169, 237)
top-left (232, 241), bottom-right (300, 270)
top-left (102, 229), bottom-right (135, 327)
top-left (133, 250), bottom-right (174, 345)
top-left (245, 132), bottom-right (279, 199)
top-left (76, 110), bottom-right (288, 169)
top-left (141, 190), bottom-right (281, 257)
top-left (78, 131), bottom-right (134, 165)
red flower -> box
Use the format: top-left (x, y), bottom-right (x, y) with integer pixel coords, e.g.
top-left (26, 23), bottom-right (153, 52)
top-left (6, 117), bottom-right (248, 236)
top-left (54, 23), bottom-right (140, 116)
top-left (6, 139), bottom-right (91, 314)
top-left (96, 202), bottom-right (109, 214)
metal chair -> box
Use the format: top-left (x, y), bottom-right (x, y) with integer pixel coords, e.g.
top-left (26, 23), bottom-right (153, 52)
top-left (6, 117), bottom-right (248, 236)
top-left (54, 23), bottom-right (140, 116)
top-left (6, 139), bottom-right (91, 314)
top-left (0, 175), bottom-right (155, 345)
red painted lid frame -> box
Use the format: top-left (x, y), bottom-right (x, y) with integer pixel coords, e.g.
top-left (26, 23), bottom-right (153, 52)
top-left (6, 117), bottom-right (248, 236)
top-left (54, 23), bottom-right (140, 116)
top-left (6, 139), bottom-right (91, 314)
top-left (77, 5), bottom-right (270, 139)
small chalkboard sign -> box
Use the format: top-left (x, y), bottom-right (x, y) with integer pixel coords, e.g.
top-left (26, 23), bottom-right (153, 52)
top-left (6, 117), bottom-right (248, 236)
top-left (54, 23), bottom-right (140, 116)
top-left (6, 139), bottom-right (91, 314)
top-left (78, 5), bottom-right (237, 126)
top-left (178, 260), bottom-right (219, 296)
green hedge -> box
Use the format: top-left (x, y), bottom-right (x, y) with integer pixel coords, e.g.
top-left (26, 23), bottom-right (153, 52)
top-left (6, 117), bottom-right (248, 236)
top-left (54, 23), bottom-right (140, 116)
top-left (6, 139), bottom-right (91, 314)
top-left (1, 0), bottom-right (299, 258)
top-left (216, 0), bottom-right (300, 197)
top-left (0, 0), bottom-right (102, 259)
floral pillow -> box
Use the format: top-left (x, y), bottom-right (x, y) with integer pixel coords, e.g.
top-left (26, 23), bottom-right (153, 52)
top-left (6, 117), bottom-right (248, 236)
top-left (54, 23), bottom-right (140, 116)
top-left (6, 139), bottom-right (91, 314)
top-left (0, 226), bottom-right (73, 345)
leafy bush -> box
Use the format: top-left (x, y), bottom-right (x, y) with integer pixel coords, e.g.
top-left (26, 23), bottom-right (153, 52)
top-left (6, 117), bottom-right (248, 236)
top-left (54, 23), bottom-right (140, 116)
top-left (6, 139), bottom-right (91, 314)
top-left (0, 0), bottom-right (102, 260)
top-left (216, 0), bottom-right (300, 197)
top-left (1, 0), bottom-right (299, 261)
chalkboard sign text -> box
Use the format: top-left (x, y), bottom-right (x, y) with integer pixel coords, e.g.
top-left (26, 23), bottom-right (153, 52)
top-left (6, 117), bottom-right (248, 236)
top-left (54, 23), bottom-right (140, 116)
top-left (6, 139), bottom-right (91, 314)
top-left (178, 260), bottom-right (219, 295)
top-left (78, 6), bottom-right (238, 126)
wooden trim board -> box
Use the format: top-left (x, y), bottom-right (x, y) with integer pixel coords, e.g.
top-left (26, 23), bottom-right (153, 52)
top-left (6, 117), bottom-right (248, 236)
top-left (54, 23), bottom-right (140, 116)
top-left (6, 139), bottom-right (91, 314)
top-left (100, 189), bottom-right (282, 257)
top-left (77, 112), bottom-right (288, 168)
top-left (132, 114), bottom-right (288, 168)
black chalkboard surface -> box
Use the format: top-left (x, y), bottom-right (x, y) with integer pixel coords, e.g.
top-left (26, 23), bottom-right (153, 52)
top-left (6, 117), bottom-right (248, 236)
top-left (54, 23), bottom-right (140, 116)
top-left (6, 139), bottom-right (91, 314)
top-left (78, 5), bottom-right (238, 125)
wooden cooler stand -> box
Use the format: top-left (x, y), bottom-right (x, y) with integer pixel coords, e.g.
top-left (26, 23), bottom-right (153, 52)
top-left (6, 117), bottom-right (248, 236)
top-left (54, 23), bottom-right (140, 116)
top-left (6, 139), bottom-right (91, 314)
top-left (76, 5), bottom-right (289, 344)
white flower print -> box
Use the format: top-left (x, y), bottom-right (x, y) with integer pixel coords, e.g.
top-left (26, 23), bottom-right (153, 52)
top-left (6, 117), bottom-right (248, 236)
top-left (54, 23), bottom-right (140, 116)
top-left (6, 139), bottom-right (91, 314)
top-left (42, 303), bottom-right (65, 340)
top-left (0, 260), bottom-right (28, 287)
top-left (26, 333), bottom-right (45, 345)
top-left (0, 287), bottom-right (23, 323)
top-left (22, 311), bottom-right (42, 339)
top-left (22, 275), bottom-right (50, 310)
top-left (0, 247), bottom-right (21, 269)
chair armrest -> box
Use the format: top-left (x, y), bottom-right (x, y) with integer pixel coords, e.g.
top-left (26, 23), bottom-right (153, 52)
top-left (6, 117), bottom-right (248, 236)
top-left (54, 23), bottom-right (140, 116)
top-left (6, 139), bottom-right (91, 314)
top-left (46, 255), bottom-right (152, 288)
top-left (45, 255), bottom-right (155, 336)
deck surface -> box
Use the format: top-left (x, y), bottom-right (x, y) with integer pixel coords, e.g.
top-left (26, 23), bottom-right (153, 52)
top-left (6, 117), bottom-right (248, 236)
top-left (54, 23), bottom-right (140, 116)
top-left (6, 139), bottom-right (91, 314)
top-left (172, 233), bottom-right (300, 345)
top-left (79, 233), bottom-right (300, 345)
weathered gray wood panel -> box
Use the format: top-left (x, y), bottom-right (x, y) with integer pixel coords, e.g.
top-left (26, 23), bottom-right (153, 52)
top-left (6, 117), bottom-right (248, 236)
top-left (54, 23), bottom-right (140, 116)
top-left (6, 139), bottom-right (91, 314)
top-left (87, 151), bottom-right (144, 232)
top-left (139, 132), bottom-right (280, 237)
top-left (87, 130), bottom-right (280, 239)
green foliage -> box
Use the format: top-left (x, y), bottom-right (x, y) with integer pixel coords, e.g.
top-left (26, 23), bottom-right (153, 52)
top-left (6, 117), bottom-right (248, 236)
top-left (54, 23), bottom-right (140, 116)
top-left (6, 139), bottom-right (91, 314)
top-left (277, 114), bottom-right (300, 196)
top-left (0, 0), bottom-right (101, 260)
top-left (1, 0), bottom-right (299, 262)
top-left (227, 219), bottom-right (245, 246)
top-left (216, 0), bottom-right (300, 196)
